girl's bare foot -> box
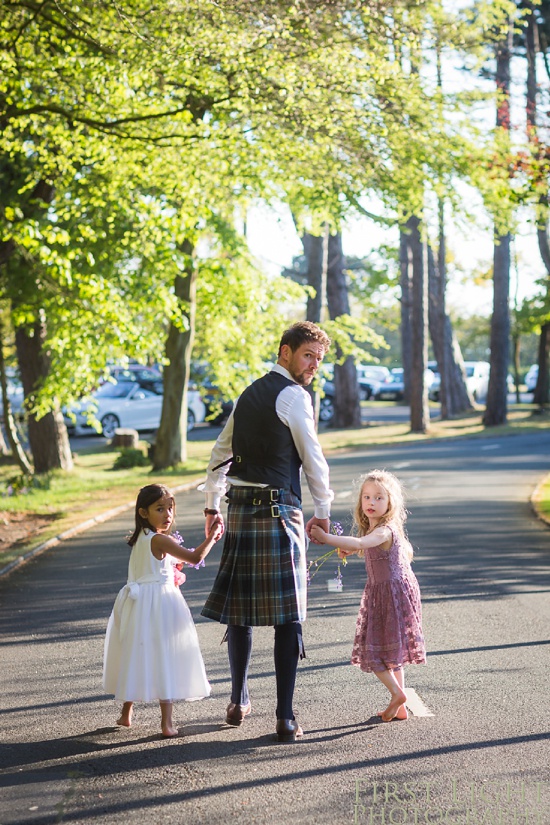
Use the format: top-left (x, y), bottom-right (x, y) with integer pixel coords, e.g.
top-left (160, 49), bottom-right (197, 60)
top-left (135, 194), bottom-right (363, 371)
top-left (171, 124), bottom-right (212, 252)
top-left (117, 702), bottom-right (133, 727)
top-left (161, 725), bottom-right (180, 738)
top-left (378, 704), bottom-right (408, 721)
top-left (380, 691), bottom-right (407, 722)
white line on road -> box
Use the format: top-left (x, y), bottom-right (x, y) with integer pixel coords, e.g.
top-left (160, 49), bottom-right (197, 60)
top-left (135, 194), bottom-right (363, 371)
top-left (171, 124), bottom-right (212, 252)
top-left (405, 689), bottom-right (435, 717)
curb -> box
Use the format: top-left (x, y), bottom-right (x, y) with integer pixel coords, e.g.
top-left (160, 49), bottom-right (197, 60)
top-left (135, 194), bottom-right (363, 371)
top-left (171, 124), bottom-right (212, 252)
top-left (0, 478), bottom-right (205, 580)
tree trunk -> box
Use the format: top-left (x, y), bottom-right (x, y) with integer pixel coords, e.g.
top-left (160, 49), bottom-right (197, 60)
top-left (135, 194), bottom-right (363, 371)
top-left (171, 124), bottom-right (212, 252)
top-left (14, 312), bottom-right (73, 474)
top-left (0, 318), bottom-right (33, 471)
top-left (408, 216), bottom-right (429, 433)
top-left (302, 232), bottom-right (326, 324)
top-left (484, 22), bottom-right (513, 427)
top-left (399, 227), bottom-right (413, 402)
top-left (533, 322), bottom-right (549, 407)
top-left (153, 239), bottom-right (196, 469)
top-left (427, 243), bottom-right (474, 417)
top-left (326, 231), bottom-right (361, 428)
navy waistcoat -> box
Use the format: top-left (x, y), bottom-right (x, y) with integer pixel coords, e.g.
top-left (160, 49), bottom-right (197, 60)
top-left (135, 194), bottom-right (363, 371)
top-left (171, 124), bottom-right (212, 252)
top-left (228, 371), bottom-right (302, 500)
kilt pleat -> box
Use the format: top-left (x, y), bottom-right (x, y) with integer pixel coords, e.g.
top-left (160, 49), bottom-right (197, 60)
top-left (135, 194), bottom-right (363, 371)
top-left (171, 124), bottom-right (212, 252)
top-left (202, 488), bottom-right (306, 626)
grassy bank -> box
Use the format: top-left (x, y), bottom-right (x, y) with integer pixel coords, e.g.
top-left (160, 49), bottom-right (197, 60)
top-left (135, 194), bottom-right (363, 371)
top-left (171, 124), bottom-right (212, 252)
top-left (1, 403), bottom-right (548, 570)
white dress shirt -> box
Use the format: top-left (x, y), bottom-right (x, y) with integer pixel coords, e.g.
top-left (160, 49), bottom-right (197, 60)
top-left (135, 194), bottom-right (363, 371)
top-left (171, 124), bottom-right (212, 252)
top-left (202, 364), bottom-right (333, 518)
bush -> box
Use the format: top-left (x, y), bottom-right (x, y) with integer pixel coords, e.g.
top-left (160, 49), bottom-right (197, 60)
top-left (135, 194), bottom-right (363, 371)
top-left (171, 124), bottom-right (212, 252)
top-left (112, 448), bottom-right (150, 470)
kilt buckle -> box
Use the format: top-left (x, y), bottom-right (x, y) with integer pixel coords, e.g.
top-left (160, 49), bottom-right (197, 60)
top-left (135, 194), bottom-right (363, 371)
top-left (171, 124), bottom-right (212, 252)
top-left (253, 497), bottom-right (262, 505)
top-left (270, 489), bottom-right (279, 502)
top-left (271, 504), bottom-right (280, 518)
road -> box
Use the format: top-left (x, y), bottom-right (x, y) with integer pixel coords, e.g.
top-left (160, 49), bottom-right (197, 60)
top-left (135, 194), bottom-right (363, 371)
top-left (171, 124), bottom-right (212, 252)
top-left (1, 432), bottom-right (549, 824)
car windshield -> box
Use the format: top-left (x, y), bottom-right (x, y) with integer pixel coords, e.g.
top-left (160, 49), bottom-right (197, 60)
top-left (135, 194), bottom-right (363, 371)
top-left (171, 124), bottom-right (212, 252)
top-left (94, 382), bottom-right (134, 399)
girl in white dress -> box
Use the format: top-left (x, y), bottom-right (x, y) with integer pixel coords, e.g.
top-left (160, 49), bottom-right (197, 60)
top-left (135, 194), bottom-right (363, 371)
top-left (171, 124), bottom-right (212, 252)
top-left (103, 483), bottom-right (223, 737)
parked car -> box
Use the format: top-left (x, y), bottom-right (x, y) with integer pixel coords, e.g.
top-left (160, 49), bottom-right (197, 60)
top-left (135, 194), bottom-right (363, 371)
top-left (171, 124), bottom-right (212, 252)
top-left (374, 369), bottom-right (406, 400)
top-left (64, 380), bottom-right (205, 438)
top-left (374, 368), bottom-right (435, 401)
top-left (106, 365), bottom-right (163, 392)
top-left (356, 365), bottom-right (391, 400)
top-left (429, 361), bottom-right (490, 402)
top-left (525, 364), bottom-right (538, 393)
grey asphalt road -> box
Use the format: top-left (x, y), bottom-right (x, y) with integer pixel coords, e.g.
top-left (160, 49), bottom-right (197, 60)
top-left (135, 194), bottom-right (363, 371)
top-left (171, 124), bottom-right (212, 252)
top-left (1, 431), bottom-right (549, 825)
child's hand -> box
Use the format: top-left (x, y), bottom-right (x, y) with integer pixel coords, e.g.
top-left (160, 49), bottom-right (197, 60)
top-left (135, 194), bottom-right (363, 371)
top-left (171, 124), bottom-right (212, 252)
top-left (310, 524), bottom-right (328, 544)
top-left (337, 548), bottom-right (352, 558)
top-left (208, 515), bottom-right (224, 542)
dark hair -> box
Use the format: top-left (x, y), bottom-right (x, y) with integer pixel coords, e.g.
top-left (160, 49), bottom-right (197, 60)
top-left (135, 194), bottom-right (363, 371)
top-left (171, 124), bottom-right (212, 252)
top-left (278, 321), bottom-right (331, 356)
top-left (127, 483), bottom-right (175, 546)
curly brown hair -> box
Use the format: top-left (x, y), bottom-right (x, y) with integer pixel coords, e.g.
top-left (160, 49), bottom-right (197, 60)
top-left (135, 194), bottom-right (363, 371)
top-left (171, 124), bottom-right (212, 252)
top-left (278, 321), bottom-right (331, 356)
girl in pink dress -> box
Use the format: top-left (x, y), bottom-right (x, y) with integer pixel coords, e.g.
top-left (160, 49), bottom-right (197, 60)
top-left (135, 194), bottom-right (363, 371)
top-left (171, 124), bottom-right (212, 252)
top-left (310, 469), bottom-right (425, 722)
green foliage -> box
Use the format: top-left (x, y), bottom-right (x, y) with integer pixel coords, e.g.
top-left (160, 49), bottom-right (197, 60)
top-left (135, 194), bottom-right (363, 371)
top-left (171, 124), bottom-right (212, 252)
top-left (112, 448), bottom-right (150, 471)
top-left (0, 0), bottom-right (520, 442)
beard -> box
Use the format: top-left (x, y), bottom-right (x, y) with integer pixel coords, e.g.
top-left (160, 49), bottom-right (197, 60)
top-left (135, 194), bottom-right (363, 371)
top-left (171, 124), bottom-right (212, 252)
top-left (288, 366), bottom-right (314, 387)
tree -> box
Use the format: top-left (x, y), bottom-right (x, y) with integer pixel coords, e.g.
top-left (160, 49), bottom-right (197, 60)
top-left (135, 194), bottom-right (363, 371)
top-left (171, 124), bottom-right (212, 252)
top-left (484, 19), bottom-right (514, 426)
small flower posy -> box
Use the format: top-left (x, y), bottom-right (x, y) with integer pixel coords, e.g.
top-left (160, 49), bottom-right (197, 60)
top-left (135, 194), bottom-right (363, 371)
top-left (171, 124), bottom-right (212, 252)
top-left (171, 531), bottom-right (205, 587)
top-left (307, 521), bottom-right (346, 586)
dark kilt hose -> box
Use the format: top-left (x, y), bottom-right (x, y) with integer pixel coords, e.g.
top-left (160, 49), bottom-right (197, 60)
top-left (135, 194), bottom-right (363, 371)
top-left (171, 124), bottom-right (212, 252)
top-left (202, 486), bottom-right (307, 628)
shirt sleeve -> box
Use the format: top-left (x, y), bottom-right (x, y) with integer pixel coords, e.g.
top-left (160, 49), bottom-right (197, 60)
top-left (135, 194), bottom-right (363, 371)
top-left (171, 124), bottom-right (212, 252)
top-left (200, 405), bottom-right (236, 511)
top-left (276, 385), bottom-right (333, 519)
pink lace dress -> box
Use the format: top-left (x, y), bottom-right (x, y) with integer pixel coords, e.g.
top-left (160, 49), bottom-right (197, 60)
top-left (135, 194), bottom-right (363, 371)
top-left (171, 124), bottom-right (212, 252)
top-left (351, 525), bottom-right (426, 673)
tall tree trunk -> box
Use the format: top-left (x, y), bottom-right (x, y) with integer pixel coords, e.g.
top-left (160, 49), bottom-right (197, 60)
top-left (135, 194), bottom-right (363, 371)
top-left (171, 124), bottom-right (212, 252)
top-left (326, 231), bottom-right (361, 428)
top-left (399, 227), bottom-right (413, 403)
top-left (300, 230), bottom-right (325, 423)
top-left (427, 241), bottom-right (473, 417)
top-left (525, 3), bottom-right (550, 407)
top-left (302, 232), bottom-right (326, 324)
top-left (15, 312), bottom-right (73, 474)
top-left (0, 317), bottom-right (32, 471)
top-left (408, 216), bottom-right (429, 433)
top-left (484, 21), bottom-right (513, 427)
top-left (533, 322), bottom-right (549, 407)
top-left (153, 240), bottom-right (196, 470)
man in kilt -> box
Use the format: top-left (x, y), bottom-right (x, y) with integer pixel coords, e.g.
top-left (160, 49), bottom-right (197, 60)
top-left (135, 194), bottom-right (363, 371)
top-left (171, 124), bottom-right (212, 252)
top-left (201, 321), bottom-right (333, 742)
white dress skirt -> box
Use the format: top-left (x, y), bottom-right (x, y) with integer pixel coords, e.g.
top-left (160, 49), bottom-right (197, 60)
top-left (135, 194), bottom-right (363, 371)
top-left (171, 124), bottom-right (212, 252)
top-left (103, 529), bottom-right (211, 702)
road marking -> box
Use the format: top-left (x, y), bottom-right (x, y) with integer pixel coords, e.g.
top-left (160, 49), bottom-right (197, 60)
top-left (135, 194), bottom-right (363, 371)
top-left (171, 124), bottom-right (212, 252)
top-left (405, 689), bottom-right (434, 717)
top-left (481, 444), bottom-right (500, 450)
top-left (335, 490), bottom-right (353, 500)
top-left (393, 462), bottom-right (411, 469)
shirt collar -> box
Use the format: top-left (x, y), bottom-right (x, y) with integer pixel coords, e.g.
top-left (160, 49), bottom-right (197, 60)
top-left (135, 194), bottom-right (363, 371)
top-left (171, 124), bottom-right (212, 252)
top-left (271, 363), bottom-right (296, 383)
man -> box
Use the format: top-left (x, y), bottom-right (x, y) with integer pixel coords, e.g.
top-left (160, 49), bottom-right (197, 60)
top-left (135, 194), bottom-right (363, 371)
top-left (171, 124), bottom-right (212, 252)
top-left (201, 321), bottom-right (333, 742)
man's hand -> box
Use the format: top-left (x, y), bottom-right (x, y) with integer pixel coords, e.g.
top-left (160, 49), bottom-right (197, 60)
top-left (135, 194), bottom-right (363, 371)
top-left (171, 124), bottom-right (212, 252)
top-left (205, 512), bottom-right (225, 539)
top-left (305, 516), bottom-right (329, 543)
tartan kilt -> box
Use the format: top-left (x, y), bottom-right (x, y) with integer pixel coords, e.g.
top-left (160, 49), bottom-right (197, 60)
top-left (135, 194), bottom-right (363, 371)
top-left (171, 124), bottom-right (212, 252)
top-left (201, 487), bottom-right (307, 626)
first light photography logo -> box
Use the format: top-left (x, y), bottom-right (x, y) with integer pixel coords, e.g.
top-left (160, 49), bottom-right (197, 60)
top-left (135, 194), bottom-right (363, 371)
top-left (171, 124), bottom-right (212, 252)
top-left (352, 779), bottom-right (549, 824)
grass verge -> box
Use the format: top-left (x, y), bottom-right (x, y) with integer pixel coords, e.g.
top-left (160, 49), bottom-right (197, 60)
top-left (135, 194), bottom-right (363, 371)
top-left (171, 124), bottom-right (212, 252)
top-left (1, 403), bottom-right (548, 570)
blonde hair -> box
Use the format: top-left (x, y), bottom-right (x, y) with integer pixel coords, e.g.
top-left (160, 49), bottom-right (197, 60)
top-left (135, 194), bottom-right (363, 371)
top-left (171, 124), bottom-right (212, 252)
top-left (352, 469), bottom-right (413, 561)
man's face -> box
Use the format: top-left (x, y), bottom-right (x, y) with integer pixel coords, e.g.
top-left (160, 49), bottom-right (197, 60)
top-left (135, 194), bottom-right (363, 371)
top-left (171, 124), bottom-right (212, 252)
top-left (279, 341), bottom-right (325, 387)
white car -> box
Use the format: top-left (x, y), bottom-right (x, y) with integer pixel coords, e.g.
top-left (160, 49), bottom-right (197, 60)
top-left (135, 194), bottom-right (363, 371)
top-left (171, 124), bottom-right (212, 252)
top-left (429, 361), bottom-right (490, 402)
top-left (525, 364), bottom-right (538, 393)
top-left (64, 380), bottom-right (205, 438)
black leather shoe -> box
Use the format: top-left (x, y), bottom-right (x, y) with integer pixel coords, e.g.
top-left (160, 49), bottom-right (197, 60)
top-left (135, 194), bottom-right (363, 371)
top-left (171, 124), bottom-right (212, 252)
top-left (225, 702), bottom-right (251, 726)
top-left (275, 718), bottom-right (303, 742)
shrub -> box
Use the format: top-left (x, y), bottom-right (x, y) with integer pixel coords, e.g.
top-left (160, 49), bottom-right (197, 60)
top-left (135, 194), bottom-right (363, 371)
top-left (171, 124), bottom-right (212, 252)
top-left (112, 448), bottom-right (150, 470)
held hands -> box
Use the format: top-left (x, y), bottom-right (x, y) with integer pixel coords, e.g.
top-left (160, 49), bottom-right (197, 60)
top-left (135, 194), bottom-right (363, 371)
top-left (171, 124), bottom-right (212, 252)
top-left (309, 522), bottom-right (329, 545)
top-left (206, 513), bottom-right (224, 542)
